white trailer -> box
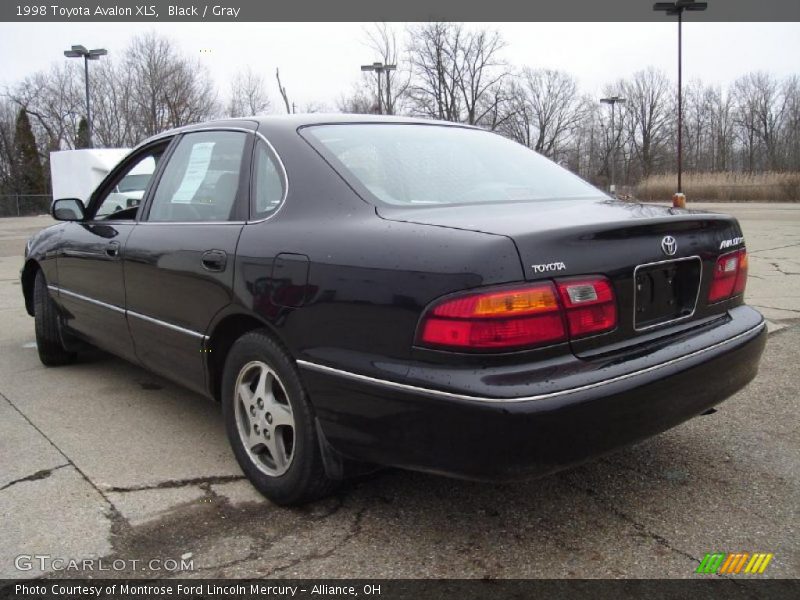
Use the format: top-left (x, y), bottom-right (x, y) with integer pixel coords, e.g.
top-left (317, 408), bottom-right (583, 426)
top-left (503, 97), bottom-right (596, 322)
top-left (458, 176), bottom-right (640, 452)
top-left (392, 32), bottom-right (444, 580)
top-left (49, 148), bottom-right (131, 205)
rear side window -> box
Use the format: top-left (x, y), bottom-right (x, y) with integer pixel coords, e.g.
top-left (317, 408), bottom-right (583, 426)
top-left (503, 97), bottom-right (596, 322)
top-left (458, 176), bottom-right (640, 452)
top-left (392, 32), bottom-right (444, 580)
top-left (148, 131), bottom-right (247, 222)
top-left (251, 140), bottom-right (285, 220)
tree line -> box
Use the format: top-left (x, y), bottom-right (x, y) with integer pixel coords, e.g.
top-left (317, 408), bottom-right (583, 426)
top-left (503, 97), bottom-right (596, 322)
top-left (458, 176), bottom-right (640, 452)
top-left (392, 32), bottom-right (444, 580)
top-left (2, 24), bottom-right (798, 198)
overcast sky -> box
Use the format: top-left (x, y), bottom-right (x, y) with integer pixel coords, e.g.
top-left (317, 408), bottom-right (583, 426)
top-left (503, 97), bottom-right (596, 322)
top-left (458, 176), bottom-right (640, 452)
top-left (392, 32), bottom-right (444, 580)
top-left (0, 22), bottom-right (798, 108)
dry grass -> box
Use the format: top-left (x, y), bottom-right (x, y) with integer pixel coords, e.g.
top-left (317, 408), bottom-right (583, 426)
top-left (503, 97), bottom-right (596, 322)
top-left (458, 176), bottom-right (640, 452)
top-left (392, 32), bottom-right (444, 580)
top-left (634, 172), bottom-right (800, 202)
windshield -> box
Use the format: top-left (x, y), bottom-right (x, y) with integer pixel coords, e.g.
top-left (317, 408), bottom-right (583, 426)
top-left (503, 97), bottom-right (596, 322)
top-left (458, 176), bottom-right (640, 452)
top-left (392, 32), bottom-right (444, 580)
top-left (302, 123), bottom-right (605, 207)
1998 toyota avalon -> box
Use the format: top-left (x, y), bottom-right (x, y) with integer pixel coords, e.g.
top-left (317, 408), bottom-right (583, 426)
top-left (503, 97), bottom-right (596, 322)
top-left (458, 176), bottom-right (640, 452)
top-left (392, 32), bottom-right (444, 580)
top-left (22, 115), bottom-right (766, 505)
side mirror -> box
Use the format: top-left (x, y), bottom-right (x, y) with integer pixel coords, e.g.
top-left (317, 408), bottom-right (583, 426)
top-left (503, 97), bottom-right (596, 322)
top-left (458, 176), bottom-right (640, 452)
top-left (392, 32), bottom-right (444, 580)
top-left (51, 198), bottom-right (85, 221)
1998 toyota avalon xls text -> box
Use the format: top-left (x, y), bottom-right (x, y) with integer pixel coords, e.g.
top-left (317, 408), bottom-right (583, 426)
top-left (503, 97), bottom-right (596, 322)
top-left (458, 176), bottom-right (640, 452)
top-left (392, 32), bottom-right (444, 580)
top-left (22, 115), bottom-right (766, 505)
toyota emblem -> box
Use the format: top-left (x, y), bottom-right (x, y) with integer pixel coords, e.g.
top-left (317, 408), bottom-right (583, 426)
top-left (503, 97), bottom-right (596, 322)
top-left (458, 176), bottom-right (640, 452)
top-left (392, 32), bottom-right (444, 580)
top-left (661, 235), bottom-right (678, 256)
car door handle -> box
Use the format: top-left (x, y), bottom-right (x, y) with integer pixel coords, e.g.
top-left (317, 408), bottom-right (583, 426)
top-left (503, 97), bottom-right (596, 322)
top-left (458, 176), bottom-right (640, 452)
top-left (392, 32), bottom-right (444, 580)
top-left (201, 250), bottom-right (227, 272)
top-left (105, 241), bottom-right (121, 258)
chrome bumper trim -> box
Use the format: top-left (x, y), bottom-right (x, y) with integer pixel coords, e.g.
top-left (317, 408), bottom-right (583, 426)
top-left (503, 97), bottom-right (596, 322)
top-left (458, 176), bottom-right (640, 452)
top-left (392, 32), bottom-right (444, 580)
top-left (297, 320), bottom-right (766, 404)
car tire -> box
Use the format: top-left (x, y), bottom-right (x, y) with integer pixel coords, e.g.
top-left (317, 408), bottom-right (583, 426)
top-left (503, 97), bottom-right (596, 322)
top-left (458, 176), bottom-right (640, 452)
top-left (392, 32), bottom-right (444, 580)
top-left (33, 269), bottom-right (75, 366)
top-left (222, 329), bottom-right (337, 505)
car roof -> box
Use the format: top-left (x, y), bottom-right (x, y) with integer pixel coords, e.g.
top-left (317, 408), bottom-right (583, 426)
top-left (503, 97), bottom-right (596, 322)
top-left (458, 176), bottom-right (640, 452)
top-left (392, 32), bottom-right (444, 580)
top-left (135, 114), bottom-right (476, 150)
top-left (256, 113), bottom-right (459, 127)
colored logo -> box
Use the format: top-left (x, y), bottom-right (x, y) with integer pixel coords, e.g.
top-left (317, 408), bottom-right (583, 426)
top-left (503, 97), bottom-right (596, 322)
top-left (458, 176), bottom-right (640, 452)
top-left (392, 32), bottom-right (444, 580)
top-left (696, 552), bottom-right (774, 575)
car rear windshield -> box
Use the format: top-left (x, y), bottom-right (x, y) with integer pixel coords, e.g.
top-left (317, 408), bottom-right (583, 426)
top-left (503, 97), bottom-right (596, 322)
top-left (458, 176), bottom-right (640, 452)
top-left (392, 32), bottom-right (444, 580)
top-left (302, 123), bottom-right (604, 207)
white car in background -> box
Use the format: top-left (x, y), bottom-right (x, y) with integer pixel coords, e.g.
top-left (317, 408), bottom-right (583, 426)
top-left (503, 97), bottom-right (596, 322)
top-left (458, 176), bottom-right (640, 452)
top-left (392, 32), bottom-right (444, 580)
top-left (97, 161), bottom-right (155, 217)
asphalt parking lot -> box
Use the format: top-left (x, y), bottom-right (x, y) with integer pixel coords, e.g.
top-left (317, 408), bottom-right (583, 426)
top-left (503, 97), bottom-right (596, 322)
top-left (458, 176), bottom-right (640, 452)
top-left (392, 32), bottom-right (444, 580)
top-left (1, 202), bottom-right (798, 579)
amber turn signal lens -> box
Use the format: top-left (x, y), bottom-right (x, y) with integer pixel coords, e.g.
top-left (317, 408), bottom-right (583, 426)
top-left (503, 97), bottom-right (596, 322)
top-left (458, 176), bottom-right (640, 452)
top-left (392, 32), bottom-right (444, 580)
top-left (420, 283), bottom-right (566, 350)
top-left (473, 289), bottom-right (559, 316)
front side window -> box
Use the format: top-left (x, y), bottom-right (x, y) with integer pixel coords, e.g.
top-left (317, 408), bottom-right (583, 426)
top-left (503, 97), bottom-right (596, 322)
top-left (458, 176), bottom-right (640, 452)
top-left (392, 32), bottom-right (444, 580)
top-left (94, 149), bottom-right (162, 220)
top-left (301, 124), bottom-right (605, 207)
top-left (148, 131), bottom-right (247, 222)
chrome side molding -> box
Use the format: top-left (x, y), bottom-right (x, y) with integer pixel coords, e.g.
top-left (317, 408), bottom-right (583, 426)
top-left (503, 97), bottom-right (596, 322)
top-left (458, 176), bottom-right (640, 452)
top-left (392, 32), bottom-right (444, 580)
top-left (48, 284), bottom-right (207, 340)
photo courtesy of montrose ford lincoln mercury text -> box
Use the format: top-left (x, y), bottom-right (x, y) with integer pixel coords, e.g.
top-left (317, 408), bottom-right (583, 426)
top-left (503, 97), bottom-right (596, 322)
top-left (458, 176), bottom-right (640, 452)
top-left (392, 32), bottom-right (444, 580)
top-left (21, 115), bottom-right (766, 505)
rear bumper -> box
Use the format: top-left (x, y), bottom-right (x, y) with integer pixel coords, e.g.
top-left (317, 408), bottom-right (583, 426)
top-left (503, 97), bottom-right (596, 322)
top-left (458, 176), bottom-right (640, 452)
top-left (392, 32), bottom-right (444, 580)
top-left (300, 306), bottom-right (767, 480)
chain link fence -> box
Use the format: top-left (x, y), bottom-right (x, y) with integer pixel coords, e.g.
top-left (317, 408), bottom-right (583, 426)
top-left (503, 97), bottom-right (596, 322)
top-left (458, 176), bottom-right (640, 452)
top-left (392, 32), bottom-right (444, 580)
top-left (0, 195), bottom-right (51, 218)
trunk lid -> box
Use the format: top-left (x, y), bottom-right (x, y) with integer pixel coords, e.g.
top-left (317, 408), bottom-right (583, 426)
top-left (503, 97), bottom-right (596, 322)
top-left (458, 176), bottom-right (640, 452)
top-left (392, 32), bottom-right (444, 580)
top-left (378, 198), bottom-right (746, 353)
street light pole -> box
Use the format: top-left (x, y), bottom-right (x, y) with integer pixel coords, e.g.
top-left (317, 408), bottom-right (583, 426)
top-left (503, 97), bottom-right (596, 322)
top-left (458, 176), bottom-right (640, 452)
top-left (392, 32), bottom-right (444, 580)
top-left (653, 1), bottom-right (708, 197)
top-left (377, 68), bottom-right (383, 115)
top-left (600, 95), bottom-right (626, 196)
top-left (83, 54), bottom-right (90, 136)
top-left (64, 44), bottom-right (107, 147)
top-left (360, 62), bottom-right (397, 115)
top-left (678, 9), bottom-right (682, 192)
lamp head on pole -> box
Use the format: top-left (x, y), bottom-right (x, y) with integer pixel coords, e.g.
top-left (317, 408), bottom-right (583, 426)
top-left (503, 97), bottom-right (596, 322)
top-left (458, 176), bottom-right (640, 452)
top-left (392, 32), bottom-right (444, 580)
top-left (360, 62), bottom-right (398, 74)
top-left (653, 1), bottom-right (707, 15)
top-left (64, 45), bottom-right (107, 59)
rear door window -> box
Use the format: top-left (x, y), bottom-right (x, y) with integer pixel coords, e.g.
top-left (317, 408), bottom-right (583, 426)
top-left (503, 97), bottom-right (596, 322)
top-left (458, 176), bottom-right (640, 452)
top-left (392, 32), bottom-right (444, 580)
top-left (147, 131), bottom-right (247, 222)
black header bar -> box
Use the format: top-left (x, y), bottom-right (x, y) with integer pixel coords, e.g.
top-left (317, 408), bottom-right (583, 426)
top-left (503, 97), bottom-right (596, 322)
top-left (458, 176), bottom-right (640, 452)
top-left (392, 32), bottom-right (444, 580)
top-left (1, 0), bottom-right (799, 22)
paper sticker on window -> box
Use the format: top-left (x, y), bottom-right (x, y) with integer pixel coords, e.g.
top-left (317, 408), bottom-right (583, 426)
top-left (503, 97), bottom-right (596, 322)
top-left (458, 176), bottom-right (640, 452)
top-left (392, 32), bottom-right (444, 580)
top-left (172, 142), bottom-right (214, 203)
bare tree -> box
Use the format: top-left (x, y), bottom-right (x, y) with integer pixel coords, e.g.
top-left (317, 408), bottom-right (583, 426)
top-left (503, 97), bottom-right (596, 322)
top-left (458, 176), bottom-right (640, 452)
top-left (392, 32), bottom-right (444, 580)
top-left (567, 101), bottom-right (609, 184)
top-left (8, 33), bottom-right (218, 151)
top-left (2, 28), bottom-right (797, 194)
top-left (405, 23), bottom-right (508, 125)
top-left (90, 58), bottom-right (138, 147)
top-left (455, 28), bottom-right (508, 125)
top-left (474, 79), bottom-right (516, 132)
top-left (782, 75), bottom-right (800, 170)
top-left (300, 101), bottom-right (328, 113)
top-left (500, 69), bottom-right (587, 162)
top-left (0, 97), bottom-right (18, 194)
top-left (124, 32), bottom-right (218, 139)
top-left (733, 71), bottom-right (786, 171)
top-left (683, 79), bottom-right (710, 171)
top-left (497, 79), bottom-right (533, 146)
top-left (591, 85), bottom-right (631, 186)
top-left (363, 23), bottom-right (409, 115)
top-left (228, 68), bottom-right (271, 118)
top-left (406, 22), bottom-right (464, 121)
top-left (705, 85), bottom-right (736, 171)
top-left (337, 83), bottom-right (375, 114)
top-left (621, 68), bottom-right (673, 178)
top-left (7, 62), bottom-right (84, 152)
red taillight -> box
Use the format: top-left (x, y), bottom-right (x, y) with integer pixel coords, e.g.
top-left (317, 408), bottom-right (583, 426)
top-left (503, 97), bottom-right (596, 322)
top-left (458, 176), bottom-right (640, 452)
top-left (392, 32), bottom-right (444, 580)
top-left (555, 277), bottom-right (618, 337)
top-left (709, 248), bottom-right (748, 303)
top-left (416, 277), bottom-right (618, 351)
top-left (417, 282), bottom-right (567, 350)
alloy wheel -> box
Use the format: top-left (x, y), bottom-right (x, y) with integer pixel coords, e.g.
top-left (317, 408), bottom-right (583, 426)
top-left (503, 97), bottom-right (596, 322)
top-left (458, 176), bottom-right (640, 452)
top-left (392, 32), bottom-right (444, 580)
top-left (234, 361), bottom-right (296, 476)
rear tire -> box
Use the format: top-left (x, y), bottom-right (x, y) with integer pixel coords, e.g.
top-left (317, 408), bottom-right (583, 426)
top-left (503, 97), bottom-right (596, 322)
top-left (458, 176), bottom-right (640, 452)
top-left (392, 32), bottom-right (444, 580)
top-left (222, 330), bottom-right (337, 505)
top-left (33, 270), bottom-right (75, 366)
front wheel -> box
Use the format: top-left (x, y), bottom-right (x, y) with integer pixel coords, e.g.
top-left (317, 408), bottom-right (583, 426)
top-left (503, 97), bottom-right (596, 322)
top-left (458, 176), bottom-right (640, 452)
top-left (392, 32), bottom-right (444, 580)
top-left (33, 270), bottom-right (75, 366)
top-left (221, 330), bottom-right (337, 505)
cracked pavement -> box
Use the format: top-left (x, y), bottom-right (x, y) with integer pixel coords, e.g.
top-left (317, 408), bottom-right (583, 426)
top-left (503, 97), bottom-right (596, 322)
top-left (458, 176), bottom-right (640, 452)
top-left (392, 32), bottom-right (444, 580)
top-left (0, 203), bottom-right (798, 579)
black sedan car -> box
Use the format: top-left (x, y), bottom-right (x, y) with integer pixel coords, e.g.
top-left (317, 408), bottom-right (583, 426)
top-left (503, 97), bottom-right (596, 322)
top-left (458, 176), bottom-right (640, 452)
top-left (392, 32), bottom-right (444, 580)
top-left (22, 115), bottom-right (766, 505)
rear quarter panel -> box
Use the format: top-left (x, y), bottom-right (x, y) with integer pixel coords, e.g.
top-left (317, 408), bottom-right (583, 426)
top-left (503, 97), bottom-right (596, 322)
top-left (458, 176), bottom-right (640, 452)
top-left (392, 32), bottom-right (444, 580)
top-left (233, 122), bottom-right (523, 380)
